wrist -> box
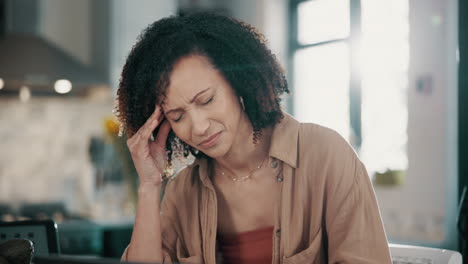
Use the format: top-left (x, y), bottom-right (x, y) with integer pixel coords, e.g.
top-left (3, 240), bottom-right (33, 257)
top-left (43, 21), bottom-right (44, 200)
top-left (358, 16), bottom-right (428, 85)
top-left (138, 181), bottom-right (162, 194)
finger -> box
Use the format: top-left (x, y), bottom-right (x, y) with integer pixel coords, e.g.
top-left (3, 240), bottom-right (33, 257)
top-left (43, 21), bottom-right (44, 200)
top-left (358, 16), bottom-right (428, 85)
top-left (154, 119), bottom-right (171, 146)
top-left (128, 105), bottom-right (161, 145)
top-left (140, 106), bottom-right (164, 139)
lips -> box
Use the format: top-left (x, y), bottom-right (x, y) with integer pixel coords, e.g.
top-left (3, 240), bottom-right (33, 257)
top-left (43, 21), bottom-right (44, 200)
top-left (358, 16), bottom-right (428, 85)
top-left (199, 132), bottom-right (221, 148)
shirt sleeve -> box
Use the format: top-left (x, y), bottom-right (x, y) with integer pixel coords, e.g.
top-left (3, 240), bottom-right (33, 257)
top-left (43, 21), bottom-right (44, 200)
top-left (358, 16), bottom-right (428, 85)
top-left (120, 182), bottom-right (179, 263)
top-left (325, 143), bottom-right (392, 263)
top-left (120, 244), bottom-right (174, 263)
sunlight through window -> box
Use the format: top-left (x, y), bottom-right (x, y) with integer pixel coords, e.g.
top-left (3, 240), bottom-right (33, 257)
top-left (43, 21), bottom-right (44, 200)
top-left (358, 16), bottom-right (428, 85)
top-left (360, 0), bottom-right (409, 175)
top-left (293, 0), bottom-right (409, 176)
top-left (294, 43), bottom-right (350, 140)
top-left (297, 0), bottom-right (350, 44)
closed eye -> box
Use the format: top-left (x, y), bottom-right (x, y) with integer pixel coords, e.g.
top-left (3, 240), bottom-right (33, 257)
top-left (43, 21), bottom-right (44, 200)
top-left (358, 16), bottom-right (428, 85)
top-left (202, 96), bottom-right (214, 105)
top-left (173, 114), bottom-right (183, 122)
top-left (171, 96), bottom-right (213, 122)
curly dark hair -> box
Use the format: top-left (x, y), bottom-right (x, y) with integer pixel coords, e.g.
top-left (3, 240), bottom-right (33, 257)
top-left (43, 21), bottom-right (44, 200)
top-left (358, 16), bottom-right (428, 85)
top-left (115, 12), bottom-right (289, 161)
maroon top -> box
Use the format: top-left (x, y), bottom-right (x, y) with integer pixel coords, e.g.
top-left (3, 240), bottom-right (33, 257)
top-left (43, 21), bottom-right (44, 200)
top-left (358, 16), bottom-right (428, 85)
top-left (217, 226), bottom-right (274, 264)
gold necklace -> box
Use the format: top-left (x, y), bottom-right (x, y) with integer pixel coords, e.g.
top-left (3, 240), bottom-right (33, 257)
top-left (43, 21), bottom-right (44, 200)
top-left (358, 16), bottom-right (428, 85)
top-left (219, 156), bottom-right (269, 182)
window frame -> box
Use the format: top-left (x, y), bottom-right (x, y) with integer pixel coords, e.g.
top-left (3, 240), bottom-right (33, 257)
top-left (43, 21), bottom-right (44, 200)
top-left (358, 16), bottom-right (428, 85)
top-left (288, 0), bottom-right (362, 150)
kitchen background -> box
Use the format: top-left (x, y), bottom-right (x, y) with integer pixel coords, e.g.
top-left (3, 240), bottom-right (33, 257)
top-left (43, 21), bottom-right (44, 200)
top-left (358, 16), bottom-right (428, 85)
top-left (0, 0), bottom-right (466, 259)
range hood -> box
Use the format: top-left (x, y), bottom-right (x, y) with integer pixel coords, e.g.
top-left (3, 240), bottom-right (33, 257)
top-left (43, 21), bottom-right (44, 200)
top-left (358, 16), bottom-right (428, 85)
top-left (0, 34), bottom-right (102, 86)
top-left (0, 0), bottom-right (106, 96)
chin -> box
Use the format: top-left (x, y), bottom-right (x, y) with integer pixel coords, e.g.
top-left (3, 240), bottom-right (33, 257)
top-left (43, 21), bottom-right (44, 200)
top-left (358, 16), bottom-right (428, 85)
top-left (199, 149), bottom-right (224, 159)
top-left (199, 144), bottom-right (230, 159)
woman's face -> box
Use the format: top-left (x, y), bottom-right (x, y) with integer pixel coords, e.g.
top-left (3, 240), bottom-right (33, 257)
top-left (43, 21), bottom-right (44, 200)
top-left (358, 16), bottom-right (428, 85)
top-left (162, 55), bottom-right (246, 158)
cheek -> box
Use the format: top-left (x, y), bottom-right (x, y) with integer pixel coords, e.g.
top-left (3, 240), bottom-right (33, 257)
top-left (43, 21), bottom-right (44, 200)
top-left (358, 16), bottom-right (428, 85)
top-left (223, 99), bottom-right (242, 123)
top-left (216, 94), bottom-right (240, 117)
top-left (171, 123), bottom-right (191, 143)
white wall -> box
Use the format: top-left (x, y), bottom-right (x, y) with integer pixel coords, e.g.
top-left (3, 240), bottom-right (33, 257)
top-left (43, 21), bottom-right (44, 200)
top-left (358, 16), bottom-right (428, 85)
top-left (222, 0), bottom-right (289, 68)
top-left (374, 0), bottom-right (459, 249)
top-left (39, 0), bottom-right (92, 66)
top-left (109, 0), bottom-right (177, 91)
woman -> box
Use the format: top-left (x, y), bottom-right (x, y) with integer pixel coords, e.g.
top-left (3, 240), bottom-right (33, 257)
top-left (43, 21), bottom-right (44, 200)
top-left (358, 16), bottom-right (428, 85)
top-left (116, 12), bottom-right (392, 264)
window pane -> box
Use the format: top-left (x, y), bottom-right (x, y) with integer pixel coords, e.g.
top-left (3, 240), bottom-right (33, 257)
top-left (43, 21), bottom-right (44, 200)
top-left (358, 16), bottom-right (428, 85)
top-left (360, 0), bottom-right (409, 175)
top-left (293, 43), bottom-right (350, 140)
top-left (298, 0), bottom-right (350, 45)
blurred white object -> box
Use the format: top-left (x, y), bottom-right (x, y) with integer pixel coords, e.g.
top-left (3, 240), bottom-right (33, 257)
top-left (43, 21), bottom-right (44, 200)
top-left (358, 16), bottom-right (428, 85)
top-left (389, 244), bottom-right (462, 264)
top-left (54, 79), bottom-right (72, 94)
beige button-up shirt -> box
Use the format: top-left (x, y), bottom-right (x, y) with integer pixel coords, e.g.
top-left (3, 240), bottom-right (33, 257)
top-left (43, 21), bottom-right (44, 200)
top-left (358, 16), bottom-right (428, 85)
top-left (123, 113), bottom-right (392, 263)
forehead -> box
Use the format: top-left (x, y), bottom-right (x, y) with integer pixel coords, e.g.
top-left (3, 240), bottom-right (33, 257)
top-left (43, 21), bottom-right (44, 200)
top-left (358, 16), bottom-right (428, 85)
top-left (170, 55), bottom-right (215, 85)
top-left (163, 55), bottom-right (217, 102)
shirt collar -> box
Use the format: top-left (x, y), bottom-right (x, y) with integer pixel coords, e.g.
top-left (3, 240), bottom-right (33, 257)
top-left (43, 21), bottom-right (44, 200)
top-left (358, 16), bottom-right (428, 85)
top-left (267, 112), bottom-right (300, 168)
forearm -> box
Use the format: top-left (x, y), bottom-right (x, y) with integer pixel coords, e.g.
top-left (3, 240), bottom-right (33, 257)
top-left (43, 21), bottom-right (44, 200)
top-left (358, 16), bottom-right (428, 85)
top-left (127, 182), bottom-right (164, 263)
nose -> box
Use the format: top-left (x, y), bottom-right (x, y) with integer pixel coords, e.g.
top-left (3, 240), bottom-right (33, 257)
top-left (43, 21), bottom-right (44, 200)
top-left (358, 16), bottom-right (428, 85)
top-left (191, 111), bottom-right (210, 137)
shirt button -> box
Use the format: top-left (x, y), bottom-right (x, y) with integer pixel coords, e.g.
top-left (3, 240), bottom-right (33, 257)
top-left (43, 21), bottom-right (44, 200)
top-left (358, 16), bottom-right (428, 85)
top-left (271, 159), bottom-right (278, 168)
top-left (276, 176), bottom-right (283, 182)
top-left (276, 229), bottom-right (281, 237)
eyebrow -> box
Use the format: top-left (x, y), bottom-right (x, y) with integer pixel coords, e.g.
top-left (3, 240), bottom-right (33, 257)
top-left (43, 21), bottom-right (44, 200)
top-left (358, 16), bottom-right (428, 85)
top-left (164, 87), bottom-right (211, 116)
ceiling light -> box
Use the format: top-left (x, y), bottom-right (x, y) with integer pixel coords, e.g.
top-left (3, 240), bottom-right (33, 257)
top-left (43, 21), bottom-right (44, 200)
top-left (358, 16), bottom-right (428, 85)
top-left (54, 79), bottom-right (72, 94)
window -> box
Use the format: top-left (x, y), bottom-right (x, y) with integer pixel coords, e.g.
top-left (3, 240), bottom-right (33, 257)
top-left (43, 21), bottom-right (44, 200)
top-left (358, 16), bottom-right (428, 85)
top-left (359, 0), bottom-right (409, 174)
top-left (290, 0), bottom-right (358, 146)
top-left (290, 0), bottom-right (409, 175)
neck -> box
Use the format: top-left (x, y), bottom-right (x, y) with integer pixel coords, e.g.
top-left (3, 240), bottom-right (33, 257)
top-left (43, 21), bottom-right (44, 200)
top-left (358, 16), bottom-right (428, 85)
top-left (214, 114), bottom-right (273, 179)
